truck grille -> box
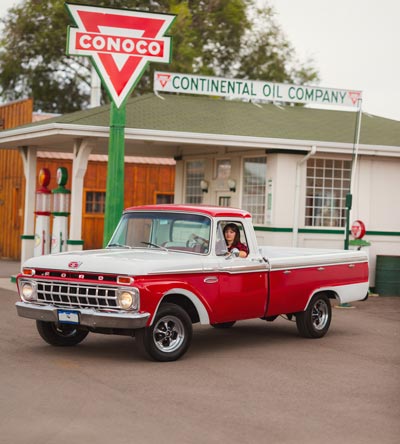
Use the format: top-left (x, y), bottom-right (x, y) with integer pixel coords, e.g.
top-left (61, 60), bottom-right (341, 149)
top-left (36, 280), bottom-right (118, 310)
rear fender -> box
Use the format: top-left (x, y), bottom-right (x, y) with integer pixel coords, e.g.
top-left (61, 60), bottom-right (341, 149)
top-left (303, 282), bottom-right (369, 310)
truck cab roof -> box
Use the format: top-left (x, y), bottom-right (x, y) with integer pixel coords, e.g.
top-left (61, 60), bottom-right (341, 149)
top-left (124, 204), bottom-right (252, 219)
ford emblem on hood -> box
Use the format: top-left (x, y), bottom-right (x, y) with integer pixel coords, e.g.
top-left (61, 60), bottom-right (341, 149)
top-left (68, 261), bottom-right (82, 269)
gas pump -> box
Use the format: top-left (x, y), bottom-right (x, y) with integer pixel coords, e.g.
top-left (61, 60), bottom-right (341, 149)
top-left (34, 168), bottom-right (51, 256)
top-left (51, 167), bottom-right (71, 253)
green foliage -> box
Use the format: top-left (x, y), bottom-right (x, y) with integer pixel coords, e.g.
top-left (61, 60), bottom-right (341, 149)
top-left (0, 0), bottom-right (318, 113)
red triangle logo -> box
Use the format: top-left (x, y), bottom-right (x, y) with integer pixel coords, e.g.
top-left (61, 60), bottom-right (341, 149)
top-left (348, 91), bottom-right (362, 105)
top-left (66, 4), bottom-right (175, 107)
top-left (156, 73), bottom-right (172, 88)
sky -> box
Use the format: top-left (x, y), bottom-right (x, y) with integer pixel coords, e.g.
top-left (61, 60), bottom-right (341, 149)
top-left (0, 0), bottom-right (399, 121)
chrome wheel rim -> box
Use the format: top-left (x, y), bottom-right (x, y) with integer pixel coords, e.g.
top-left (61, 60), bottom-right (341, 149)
top-left (311, 299), bottom-right (329, 330)
top-left (153, 315), bottom-right (185, 353)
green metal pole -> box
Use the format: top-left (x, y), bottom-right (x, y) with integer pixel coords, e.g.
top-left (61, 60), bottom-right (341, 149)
top-left (103, 101), bottom-right (126, 246)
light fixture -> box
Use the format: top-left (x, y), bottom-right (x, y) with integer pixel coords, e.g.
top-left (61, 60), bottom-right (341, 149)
top-left (227, 179), bottom-right (236, 192)
top-left (200, 180), bottom-right (209, 193)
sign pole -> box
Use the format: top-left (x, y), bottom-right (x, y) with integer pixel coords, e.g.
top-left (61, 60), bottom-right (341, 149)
top-left (66, 4), bottom-right (175, 247)
top-left (344, 98), bottom-right (363, 250)
top-left (103, 102), bottom-right (126, 246)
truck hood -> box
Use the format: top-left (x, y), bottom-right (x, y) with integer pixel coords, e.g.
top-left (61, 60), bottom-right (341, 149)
top-left (22, 248), bottom-right (206, 276)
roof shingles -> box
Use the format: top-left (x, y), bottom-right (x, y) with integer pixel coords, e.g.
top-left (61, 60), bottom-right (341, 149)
top-left (16, 93), bottom-right (400, 147)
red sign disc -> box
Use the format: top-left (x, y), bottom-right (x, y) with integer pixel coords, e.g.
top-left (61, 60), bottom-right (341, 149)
top-left (351, 220), bottom-right (366, 239)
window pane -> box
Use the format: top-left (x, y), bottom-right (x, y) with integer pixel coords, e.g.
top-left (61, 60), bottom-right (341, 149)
top-left (85, 191), bottom-right (105, 214)
top-left (305, 159), bottom-right (351, 227)
top-left (241, 157), bottom-right (267, 224)
top-left (216, 159), bottom-right (231, 179)
top-left (185, 160), bottom-right (204, 204)
top-left (156, 194), bottom-right (174, 204)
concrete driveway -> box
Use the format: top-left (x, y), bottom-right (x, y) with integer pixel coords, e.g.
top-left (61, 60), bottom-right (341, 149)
top-left (1, 282), bottom-right (399, 444)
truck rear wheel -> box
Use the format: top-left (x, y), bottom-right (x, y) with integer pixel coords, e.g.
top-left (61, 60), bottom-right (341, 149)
top-left (296, 293), bottom-right (332, 338)
top-left (36, 320), bottom-right (89, 346)
top-left (135, 303), bottom-right (192, 361)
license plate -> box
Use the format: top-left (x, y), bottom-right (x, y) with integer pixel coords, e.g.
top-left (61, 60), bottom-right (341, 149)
top-left (58, 310), bottom-right (80, 325)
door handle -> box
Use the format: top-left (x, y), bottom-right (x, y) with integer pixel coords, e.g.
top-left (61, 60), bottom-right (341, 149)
top-left (204, 276), bottom-right (218, 284)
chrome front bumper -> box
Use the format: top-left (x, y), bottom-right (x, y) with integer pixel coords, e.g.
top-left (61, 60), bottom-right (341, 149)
top-left (16, 302), bottom-right (150, 329)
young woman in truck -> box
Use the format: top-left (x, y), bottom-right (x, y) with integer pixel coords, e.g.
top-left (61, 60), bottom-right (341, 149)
top-left (223, 223), bottom-right (249, 258)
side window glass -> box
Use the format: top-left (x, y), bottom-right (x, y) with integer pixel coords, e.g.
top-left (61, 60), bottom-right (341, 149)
top-left (216, 223), bottom-right (228, 256)
top-left (216, 221), bottom-right (249, 256)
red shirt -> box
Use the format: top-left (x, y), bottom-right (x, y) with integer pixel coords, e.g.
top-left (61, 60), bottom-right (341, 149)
top-left (228, 241), bottom-right (249, 255)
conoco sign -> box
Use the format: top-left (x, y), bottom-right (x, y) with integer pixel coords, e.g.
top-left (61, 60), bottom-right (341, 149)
top-left (351, 220), bottom-right (366, 239)
top-left (66, 4), bottom-right (175, 107)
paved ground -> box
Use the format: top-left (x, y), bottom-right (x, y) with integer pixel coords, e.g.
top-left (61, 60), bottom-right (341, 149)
top-left (0, 259), bottom-right (20, 291)
top-left (1, 274), bottom-right (399, 444)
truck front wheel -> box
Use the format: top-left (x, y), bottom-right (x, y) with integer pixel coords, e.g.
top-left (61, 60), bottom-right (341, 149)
top-left (135, 303), bottom-right (192, 361)
top-left (296, 293), bottom-right (332, 338)
top-left (36, 320), bottom-right (89, 346)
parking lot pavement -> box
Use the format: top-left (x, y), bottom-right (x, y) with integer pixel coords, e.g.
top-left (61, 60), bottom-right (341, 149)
top-left (1, 285), bottom-right (399, 444)
top-left (0, 260), bottom-right (20, 291)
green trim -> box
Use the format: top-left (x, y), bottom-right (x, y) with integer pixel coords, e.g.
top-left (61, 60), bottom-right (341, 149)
top-left (52, 187), bottom-right (70, 194)
top-left (366, 230), bottom-right (400, 236)
top-left (21, 235), bottom-right (35, 240)
top-left (52, 212), bottom-right (70, 217)
top-left (67, 240), bottom-right (84, 245)
top-left (254, 226), bottom-right (400, 236)
top-left (299, 228), bottom-right (345, 235)
top-left (254, 226), bottom-right (293, 233)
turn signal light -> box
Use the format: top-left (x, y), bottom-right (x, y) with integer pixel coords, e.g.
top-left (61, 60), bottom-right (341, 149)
top-left (117, 276), bottom-right (134, 285)
top-left (22, 268), bottom-right (35, 276)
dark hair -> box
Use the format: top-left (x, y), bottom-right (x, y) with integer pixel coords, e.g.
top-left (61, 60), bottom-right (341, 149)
top-left (223, 223), bottom-right (241, 246)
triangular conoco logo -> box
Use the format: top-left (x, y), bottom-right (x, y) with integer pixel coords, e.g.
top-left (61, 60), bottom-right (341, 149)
top-left (156, 73), bottom-right (172, 88)
top-left (348, 91), bottom-right (362, 105)
top-left (66, 4), bottom-right (175, 108)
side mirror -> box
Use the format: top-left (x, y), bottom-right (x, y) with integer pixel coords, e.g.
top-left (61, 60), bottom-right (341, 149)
top-left (229, 248), bottom-right (240, 258)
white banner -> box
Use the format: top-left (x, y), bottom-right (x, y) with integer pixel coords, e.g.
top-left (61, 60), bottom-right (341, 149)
top-left (154, 71), bottom-right (362, 108)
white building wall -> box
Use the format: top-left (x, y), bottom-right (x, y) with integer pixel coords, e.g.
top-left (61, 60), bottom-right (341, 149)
top-left (179, 149), bottom-right (400, 288)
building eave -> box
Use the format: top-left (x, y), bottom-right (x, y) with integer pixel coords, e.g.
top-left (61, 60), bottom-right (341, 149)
top-left (0, 122), bottom-right (399, 158)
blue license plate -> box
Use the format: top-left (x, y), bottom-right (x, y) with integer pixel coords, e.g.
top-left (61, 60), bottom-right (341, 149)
top-left (58, 310), bottom-right (80, 325)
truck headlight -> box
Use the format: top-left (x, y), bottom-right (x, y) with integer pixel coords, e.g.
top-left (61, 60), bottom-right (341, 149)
top-left (117, 288), bottom-right (139, 311)
top-left (20, 281), bottom-right (37, 302)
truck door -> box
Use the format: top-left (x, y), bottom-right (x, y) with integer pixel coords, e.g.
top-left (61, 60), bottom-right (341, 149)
top-left (213, 221), bottom-right (267, 323)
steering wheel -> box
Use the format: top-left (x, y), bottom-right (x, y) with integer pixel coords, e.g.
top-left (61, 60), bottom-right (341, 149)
top-left (186, 234), bottom-right (209, 249)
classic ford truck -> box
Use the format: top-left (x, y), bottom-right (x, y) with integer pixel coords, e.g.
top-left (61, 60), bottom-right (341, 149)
top-left (16, 204), bottom-right (369, 361)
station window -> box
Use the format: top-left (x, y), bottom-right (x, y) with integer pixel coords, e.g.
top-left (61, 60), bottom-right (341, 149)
top-left (241, 157), bottom-right (267, 224)
top-left (85, 191), bottom-right (106, 214)
top-left (305, 158), bottom-right (351, 227)
top-left (156, 193), bottom-right (174, 204)
top-left (185, 160), bottom-right (205, 204)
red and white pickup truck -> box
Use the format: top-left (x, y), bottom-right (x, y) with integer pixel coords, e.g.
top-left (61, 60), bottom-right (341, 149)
top-left (16, 204), bottom-right (369, 361)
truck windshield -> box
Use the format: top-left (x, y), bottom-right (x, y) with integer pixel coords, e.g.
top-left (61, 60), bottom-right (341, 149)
top-left (108, 211), bottom-right (212, 254)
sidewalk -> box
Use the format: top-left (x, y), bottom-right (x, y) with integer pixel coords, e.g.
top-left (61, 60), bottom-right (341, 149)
top-left (0, 260), bottom-right (20, 292)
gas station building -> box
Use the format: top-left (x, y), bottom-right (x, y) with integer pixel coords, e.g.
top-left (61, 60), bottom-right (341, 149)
top-left (0, 92), bottom-right (399, 289)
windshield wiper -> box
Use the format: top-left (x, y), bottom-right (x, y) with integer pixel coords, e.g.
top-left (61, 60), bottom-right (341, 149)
top-left (140, 241), bottom-right (168, 251)
top-left (107, 243), bottom-right (133, 249)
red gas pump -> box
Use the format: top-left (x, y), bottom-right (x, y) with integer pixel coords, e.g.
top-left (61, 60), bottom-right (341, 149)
top-left (34, 168), bottom-right (51, 256)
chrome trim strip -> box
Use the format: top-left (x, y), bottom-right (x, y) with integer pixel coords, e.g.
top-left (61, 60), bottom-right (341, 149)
top-left (148, 263), bottom-right (268, 276)
top-left (268, 259), bottom-right (368, 271)
top-left (16, 302), bottom-right (150, 330)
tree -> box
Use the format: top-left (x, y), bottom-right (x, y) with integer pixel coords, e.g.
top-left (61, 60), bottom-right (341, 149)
top-left (0, 0), bottom-right (318, 113)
